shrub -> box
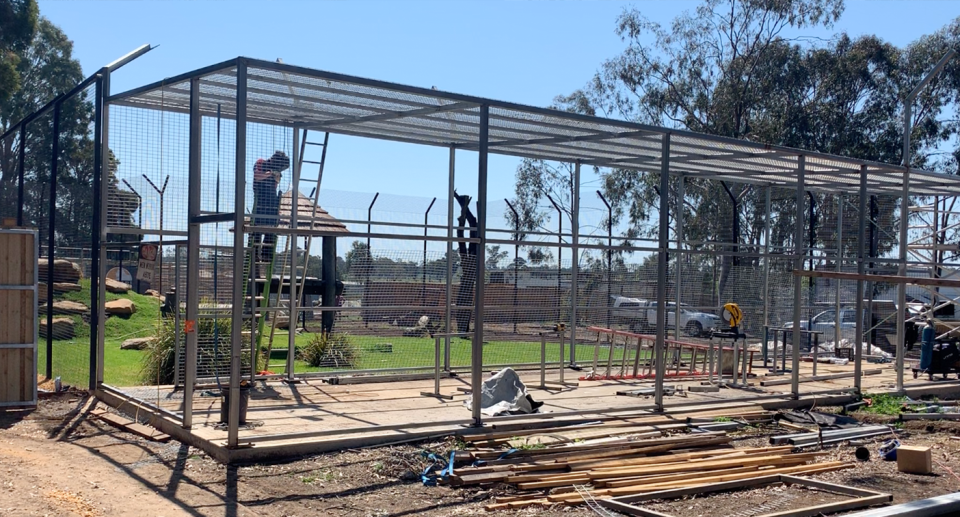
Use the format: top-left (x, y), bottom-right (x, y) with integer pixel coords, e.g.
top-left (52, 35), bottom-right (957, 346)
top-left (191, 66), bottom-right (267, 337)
top-left (297, 333), bottom-right (359, 369)
top-left (141, 317), bottom-right (251, 385)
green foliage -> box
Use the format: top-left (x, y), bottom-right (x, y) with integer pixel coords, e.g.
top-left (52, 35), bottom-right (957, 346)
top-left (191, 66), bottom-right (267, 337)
top-left (713, 416), bottom-right (733, 422)
top-left (0, 0), bottom-right (38, 104)
top-left (297, 332), bottom-right (359, 369)
top-left (860, 393), bottom-right (925, 415)
top-left (141, 317), bottom-right (236, 385)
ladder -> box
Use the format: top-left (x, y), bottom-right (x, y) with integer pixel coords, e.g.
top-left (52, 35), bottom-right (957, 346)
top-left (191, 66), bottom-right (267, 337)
top-left (260, 130), bottom-right (331, 375)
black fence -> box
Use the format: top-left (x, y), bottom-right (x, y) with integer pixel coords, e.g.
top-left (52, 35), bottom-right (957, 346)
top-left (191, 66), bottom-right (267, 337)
top-left (0, 73), bottom-right (102, 390)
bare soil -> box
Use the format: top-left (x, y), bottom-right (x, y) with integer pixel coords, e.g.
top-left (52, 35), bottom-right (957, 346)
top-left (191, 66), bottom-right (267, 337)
top-left (0, 394), bottom-right (959, 517)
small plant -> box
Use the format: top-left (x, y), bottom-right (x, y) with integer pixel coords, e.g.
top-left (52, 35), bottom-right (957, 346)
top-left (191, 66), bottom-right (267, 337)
top-left (301, 475), bottom-right (317, 484)
top-left (297, 332), bottom-right (359, 368)
top-left (861, 393), bottom-right (925, 416)
top-left (515, 442), bottom-right (547, 451)
top-left (713, 416), bottom-right (733, 422)
top-left (372, 462), bottom-right (384, 473)
top-left (141, 317), bottom-right (251, 385)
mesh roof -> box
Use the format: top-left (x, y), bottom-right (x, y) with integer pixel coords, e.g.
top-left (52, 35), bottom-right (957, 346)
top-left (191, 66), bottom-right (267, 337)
top-left (108, 57), bottom-right (960, 196)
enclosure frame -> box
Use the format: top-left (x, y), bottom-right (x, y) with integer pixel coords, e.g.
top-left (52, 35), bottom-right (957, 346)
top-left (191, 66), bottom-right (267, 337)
top-left (4, 52), bottom-right (960, 459)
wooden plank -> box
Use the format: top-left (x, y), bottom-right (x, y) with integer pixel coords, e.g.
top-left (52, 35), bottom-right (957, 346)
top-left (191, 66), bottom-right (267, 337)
top-left (597, 499), bottom-right (673, 517)
top-left (760, 370), bottom-right (882, 387)
top-left (91, 409), bottom-right (171, 442)
top-left (779, 475), bottom-right (883, 498)
top-left (795, 269), bottom-right (960, 288)
top-left (759, 494), bottom-right (892, 517)
top-left (125, 422), bottom-right (171, 442)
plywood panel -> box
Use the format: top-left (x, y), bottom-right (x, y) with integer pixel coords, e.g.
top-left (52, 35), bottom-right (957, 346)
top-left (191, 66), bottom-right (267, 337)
top-left (0, 229), bottom-right (36, 406)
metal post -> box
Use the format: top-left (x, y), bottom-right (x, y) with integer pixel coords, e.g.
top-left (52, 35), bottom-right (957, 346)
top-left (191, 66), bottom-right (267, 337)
top-left (505, 199), bottom-right (520, 334)
top-left (228, 60), bottom-right (248, 448)
top-left (791, 156), bottom-right (806, 399)
top-left (173, 245), bottom-right (181, 388)
top-left (46, 101), bottom-right (60, 380)
top-left (676, 176), bottom-right (684, 340)
top-left (654, 133), bottom-right (670, 410)
top-left (286, 127), bottom-right (300, 382)
top-left (570, 162), bottom-right (581, 366)
top-left (471, 105), bottom-right (489, 426)
top-left (445, 148), bottom-right (455, 371)
top-left (835, 194), bottom-right (843, 347)
top-left (16, 123), bottom-right (25, 226)
top-left (597, 191), bottom-right (612, 331)
top-left (422, 197), bottom-right (436, 307)
top-left (546, 194), bottom-right (563, 331)
top-left (762, 186), bottom-right (771, 362)
top-left (96, 68), bottom-right (110, 385)
top-left (90, 76), bottom-right (102, 391)
top-left (180, 82), bottom-right (200, 412)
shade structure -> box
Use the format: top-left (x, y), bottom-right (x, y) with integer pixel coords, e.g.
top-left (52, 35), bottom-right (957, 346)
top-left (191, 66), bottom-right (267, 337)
top-left (106, 57), bottom-right (960, 197)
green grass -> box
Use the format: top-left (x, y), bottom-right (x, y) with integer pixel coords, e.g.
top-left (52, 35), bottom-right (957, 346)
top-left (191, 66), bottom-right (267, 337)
top-left (41, 285), bottom-right (675, 387)
top-left (39, 279), bottom-right (164, 387)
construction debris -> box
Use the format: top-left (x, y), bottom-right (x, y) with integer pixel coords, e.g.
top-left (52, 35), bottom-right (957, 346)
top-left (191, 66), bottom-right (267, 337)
top-left (433, 408), bottom-right (863, 511)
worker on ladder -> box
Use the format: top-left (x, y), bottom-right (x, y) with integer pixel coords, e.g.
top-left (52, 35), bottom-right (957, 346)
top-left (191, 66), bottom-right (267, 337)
top-left (251, 151), bottom-right (290, 269)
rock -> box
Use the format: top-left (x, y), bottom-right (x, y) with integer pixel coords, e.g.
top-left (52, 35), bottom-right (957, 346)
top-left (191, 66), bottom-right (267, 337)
top-left (105, 278), bottom-right (131, 294)
top-left (121, 337), bottom-right (155, 350)
top-left (37, 282), bottom-right (82, 300)
top-left (145, 289), bottom-right (161, 298)
top-left (49, 300), bottom-right (89, 315)
top-left (39, 317), bottom-right (76, 339)
top-left (38, 259), bottom-right (83, 283)
top-left (105, 298), bottom-right (136, 316)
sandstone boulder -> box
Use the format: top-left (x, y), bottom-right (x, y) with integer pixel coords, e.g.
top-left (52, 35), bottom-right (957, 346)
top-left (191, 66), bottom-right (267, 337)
top-left (49, 300), bottom-right (89, 315)
top-left (38, 259), bottom-right (82, 283)
top-left (121, 337), bottom-right (155, 350)
top-left (105, 278), bottom-right (131, 294)
top-left (105, 298), bottom-right (136, 316)
top-left (38, 282), bottom-right (83, 300)
top-left (39, 317), bottom-right (76, 339)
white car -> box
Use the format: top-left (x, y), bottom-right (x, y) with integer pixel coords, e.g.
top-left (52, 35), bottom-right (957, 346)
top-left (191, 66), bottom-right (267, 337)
top-left (611, 296), bottom-right (722, 337)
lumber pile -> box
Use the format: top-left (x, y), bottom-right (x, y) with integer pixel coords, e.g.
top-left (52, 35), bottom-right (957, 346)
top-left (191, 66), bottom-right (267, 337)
top-left (445, 411), bottom-right (855, 511)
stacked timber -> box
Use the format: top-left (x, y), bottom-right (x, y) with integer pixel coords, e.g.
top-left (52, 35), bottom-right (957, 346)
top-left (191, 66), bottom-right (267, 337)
top-left (446, 410), bottom-right (854, 511)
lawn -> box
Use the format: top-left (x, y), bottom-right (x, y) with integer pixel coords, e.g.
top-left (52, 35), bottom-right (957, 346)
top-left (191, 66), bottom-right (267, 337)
top-left (40, 280), bottom-right (163, 387)
top-left (41, 283), bottom-right (668, 388)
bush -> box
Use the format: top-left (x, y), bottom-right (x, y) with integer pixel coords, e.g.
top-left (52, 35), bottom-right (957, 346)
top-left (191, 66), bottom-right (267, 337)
top-left (297, 333), bottom-right (359, 369)
top-left (141, 317), bottom-right (252, 385)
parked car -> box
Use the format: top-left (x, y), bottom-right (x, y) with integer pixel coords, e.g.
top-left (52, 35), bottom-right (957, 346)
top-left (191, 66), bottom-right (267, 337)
top-left (785, 301), bottom-right (918, 353)
top-left (611, 296), bottom-right (722, 337)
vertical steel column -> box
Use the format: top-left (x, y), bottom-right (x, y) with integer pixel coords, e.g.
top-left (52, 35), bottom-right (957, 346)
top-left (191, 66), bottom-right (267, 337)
top-left (90, 76), bottom-right (102, 391)
top-left (16, 124), bottom-right (25, 226)
top-left (228, 61), bottom-right (248, 448)
top-left (654, 134), bottom-right (671, 411)
top-left (286, 127), bottom-right (300, 382)
top-left (46, 101), bottom-right (61, 380)
top-left (569, 161), bottom-right (581, 365)
top-left (791, 156), bottom-right (806, 399)
top-left (762, 186), bottom-right (771, 359)
top-left (96, 68), bottom-right (110, 385)
top-left (835, 194), bottom-right (843, 346)
top-left (896, 167), bottom-right (909, 392)
top-left (445, 147), bottom-right (455, 371)
top-left (471, 105), bottom-right (489, 426)
top-left (854, 165), bottom-right (867, 392)
top-left (183, 77), bottom-right (202, 428)
top-left (675, 176), bottom-right (684, 340)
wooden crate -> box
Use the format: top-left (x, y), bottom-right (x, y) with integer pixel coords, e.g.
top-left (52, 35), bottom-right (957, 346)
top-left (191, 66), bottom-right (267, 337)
top-left (0, 228), bottom-right (38, 408)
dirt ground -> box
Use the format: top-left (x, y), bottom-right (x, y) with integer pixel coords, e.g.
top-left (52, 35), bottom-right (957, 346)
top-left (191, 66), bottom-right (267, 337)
top-left (0, 394), bottom-right (959, 517)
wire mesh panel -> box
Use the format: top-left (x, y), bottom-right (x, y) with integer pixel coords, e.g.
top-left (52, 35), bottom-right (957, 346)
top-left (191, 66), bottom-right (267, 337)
top-left (0, 128), bottom-right (20, 222)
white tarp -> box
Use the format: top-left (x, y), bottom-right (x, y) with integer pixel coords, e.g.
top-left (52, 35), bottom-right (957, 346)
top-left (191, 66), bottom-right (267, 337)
top-left (465, 368), bottom-right (535, 416)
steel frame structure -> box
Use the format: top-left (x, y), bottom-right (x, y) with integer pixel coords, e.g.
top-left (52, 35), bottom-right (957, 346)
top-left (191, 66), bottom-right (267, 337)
top-left (99, 56), bottom-right (960, 447)
top-left (6, 54), bottom-right (960, 452)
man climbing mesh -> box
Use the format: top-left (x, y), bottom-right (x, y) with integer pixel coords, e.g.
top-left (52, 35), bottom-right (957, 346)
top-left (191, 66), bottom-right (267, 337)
top-left (251, 151), bottom-right (290, 266)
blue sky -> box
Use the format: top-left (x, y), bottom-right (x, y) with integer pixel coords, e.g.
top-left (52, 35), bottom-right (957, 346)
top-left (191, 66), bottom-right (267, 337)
top-left (37, 0), bottom-right (960, 258)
